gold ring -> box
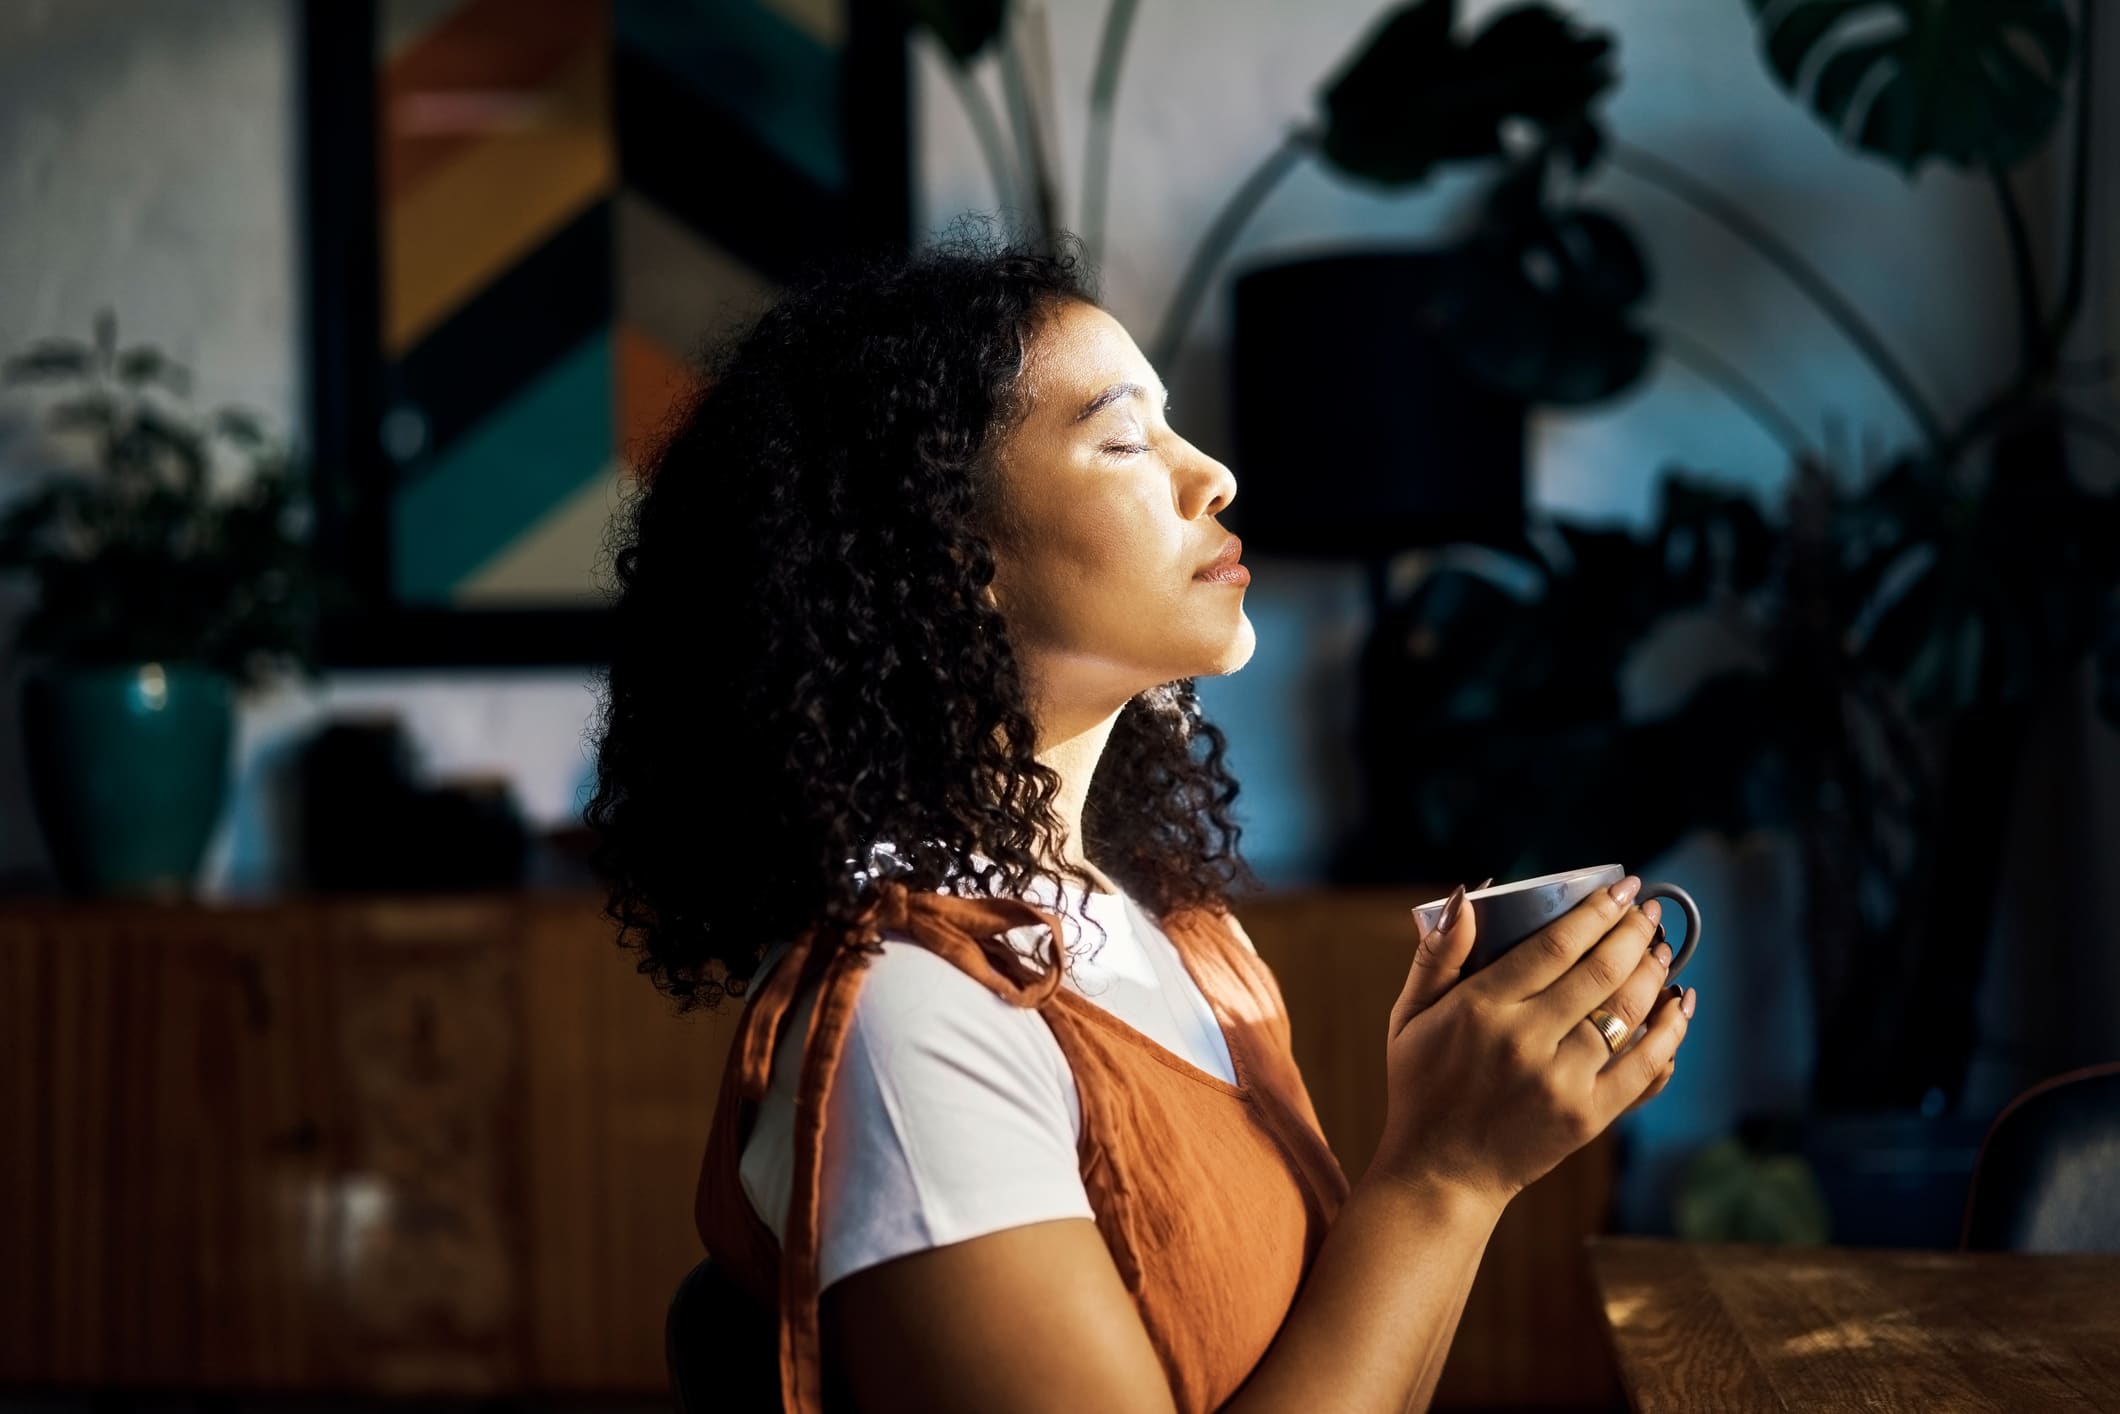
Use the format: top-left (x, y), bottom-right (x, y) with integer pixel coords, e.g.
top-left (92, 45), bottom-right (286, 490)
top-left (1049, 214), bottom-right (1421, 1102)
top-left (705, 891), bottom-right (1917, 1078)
top-left (1586, 1007), bottom-right (1630, 1053)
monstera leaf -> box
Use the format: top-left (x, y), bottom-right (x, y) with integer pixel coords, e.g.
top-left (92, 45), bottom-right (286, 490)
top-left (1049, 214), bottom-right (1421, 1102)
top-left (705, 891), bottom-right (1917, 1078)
top-left (1419, 161), bottom-right (1654, 405)
top-left (1828, 445), bottom-right (2120, 719)
top-left (1319, 0), bottom-right (1615, 186)
top-left (1654, 472), bottom-right (1779, 605)
top-left (1743, 0), bottom-right (2074, 173)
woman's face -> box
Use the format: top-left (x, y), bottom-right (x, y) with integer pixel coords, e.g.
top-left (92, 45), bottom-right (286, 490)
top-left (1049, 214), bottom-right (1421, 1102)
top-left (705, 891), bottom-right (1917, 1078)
top-left (983, 299), bottom-right (1254, 719)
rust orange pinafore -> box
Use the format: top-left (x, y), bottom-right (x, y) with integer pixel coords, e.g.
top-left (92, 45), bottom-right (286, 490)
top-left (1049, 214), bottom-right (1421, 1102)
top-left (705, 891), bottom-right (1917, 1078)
top-left (694, 879), bottom-right (1352, 1411)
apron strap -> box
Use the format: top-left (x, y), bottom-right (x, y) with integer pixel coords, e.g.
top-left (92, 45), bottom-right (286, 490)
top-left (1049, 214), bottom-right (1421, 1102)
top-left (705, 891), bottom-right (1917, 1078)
top-left (766, 878), bottom-right (1073, 1409)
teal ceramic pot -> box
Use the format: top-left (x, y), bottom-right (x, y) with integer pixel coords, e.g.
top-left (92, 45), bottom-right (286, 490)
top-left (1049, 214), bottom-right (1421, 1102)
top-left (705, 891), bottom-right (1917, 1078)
top-left (21, 660), bottom-right (236, 898)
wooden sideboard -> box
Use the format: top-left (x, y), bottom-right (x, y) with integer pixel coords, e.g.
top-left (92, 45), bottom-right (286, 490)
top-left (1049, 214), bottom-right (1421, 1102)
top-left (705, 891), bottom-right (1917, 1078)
top-left (0, 887), bottom-right (1619, 1407)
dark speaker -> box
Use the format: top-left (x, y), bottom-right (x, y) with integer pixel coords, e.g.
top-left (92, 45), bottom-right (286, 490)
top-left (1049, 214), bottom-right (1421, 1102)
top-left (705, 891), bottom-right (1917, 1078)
top-left (1228, 250), bottom-right (1526, 558)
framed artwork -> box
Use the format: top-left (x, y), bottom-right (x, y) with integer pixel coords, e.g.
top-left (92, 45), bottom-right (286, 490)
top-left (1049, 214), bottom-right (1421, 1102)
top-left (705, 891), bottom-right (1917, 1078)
top-left (302, 0), bottom-right (909, 665)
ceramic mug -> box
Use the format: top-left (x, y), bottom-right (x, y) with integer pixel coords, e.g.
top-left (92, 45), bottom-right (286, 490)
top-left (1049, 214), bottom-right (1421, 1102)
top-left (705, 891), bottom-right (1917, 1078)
top-left (1412, 864), bottom-right (1703, 981)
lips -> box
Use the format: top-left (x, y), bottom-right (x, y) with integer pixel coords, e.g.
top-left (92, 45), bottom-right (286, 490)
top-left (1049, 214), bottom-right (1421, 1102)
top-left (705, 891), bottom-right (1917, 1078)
top-left (1193, 534), bottom-right (1243, 578)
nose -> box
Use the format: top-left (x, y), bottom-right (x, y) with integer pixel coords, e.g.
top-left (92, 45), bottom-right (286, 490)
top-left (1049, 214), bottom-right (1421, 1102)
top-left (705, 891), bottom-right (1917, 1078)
top-left (1178, 440), bottom-right (1237, 520)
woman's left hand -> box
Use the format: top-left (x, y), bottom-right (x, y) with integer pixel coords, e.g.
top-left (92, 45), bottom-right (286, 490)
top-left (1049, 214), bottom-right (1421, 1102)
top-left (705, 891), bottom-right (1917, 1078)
top-left (1389, 878), bottom-right (1492, 1032)
top-left (1399, 880), bottom-right (1677, 1117)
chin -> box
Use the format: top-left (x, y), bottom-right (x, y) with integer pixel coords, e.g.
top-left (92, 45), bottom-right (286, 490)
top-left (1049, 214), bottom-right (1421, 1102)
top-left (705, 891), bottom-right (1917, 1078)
top-left (1195, 610), bottom-right (1257, 677)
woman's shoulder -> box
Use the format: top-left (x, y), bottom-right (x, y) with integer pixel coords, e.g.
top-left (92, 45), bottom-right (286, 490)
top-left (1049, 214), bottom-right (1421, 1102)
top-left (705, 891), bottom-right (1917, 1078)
top-left (754, 929), bottom-right (1073, 1079)
top-left (855, 934), bottom-right (1068, 1051)
top-left (738, 932), bottom-right (1091, 1289)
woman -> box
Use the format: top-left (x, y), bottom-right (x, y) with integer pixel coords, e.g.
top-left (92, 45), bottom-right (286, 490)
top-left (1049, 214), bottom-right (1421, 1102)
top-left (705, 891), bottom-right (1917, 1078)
top-left (585, 230), bottom-right (1694, 1413)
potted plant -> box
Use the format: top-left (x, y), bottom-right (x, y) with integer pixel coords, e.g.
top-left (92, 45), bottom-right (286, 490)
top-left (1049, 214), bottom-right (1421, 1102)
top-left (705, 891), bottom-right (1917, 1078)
top-left (1370, 0), bottom-right (2118, 1240)
top-left (0, 310), bottom-right (352, 897)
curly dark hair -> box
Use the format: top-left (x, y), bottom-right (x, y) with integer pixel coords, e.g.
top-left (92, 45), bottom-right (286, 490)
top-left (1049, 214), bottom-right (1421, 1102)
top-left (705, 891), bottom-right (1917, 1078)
top-left (584, 226), bottom-right (1264, 1012)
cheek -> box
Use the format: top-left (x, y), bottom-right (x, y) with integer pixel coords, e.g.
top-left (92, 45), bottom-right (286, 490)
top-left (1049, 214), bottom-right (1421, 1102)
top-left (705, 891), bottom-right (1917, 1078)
top-left (1080, 504), bottom-right (1188, 606)
top-left (999, 476), bottom-right (1193, 634)
top-left (1036, 478), bottom-right (1169, 579)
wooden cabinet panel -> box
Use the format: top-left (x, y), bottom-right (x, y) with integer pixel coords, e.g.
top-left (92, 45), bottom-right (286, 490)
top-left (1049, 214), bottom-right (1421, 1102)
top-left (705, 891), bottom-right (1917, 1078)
top-left (2, 887), bottom-right (1618, 1407)
top-left (1243, 886), bottom-right (1623, 1410)
top-left (317, 896), bottom-right (533, 1392)
top-left (0, 893), bottom-right (729, 1396)
top-left (0, 906), bottom-right (340, 1386)
top-left (518, 893), bottom-right (736, 1390)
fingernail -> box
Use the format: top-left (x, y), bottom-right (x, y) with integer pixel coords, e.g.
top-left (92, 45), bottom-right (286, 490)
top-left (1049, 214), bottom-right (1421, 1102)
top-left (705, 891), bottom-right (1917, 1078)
top-left (1475, 877), bottom-right (1494, 891)
top-left (1654, 940), bottom-right (1673, 971)
top-left (1682, 987), bottom-right (1696, 1018)
top-left (1609, 874), bottom-right (1641, 906)
top-left (1641, 898), bottom-right (1662, 924)
top-left (1439, 883), bottom-right (1468, 932)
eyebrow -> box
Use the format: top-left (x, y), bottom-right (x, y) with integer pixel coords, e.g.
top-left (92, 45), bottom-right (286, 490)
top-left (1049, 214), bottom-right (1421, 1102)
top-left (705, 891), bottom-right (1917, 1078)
top-left (1071, 380), bottom-right (1169, 424)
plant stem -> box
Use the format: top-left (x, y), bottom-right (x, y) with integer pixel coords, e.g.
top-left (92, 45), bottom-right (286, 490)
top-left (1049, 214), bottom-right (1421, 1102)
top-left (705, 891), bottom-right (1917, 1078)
top-left (1148, 130), bottom-right (1312, 373)
top-left (2045, 0), bottom-right (2096, 359)
top-left (943, 61), bottom-right (1021, 219)
top-left (1988, 163), bottom-right (2045, 375)
top-left (1080, 0), bottom-right (1142, 267)
top-left (1606, 140), bottom-right (1948, 457)
top-left (1654, 325), bottom-right (1820, 462)
top-left (998, 11), bottom-right (1059, 248)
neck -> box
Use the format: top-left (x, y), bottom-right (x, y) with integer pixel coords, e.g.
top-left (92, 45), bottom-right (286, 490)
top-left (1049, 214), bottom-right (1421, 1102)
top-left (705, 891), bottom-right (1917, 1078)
top-left (1030, 699), bottom-right (1125, 892)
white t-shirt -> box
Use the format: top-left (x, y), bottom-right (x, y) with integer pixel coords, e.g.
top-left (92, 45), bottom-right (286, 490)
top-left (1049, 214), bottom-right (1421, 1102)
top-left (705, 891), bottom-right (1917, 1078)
top-left (736, 864), bottom-right (1239, 1292)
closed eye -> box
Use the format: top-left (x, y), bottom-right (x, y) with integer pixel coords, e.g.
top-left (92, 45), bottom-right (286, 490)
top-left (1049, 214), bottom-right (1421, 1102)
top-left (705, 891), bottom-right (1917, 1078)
top-left (1102, 441), bottom-right (1150, 457)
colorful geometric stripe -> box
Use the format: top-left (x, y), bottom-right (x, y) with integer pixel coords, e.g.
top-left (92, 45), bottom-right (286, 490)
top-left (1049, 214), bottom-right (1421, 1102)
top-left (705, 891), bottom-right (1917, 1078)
top-left (614, 0), bottom-right (844, 191)
top-left (371, 0), bottom-right (858, 610)
top-left (392, 329), bottom-right (615, 604)
top-left (615, 321), bottom-right (699, 469)
top-left (614, 34), bottom-right (837, 282)
top-left (455, 463), bottom-right (634, 604)
top-left (380, 0), bottom-right (607, 201)
top-left (389, 199), bottom-right (612, 470)
top-left (614, 190), bottom-right (773, 361)
top-left (382, 38), bottom-right (614, 353)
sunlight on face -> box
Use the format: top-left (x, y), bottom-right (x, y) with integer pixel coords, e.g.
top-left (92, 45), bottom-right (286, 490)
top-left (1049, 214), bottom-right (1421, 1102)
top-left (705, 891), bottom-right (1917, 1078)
top-left (984, 300), bottom-right (1255, 716)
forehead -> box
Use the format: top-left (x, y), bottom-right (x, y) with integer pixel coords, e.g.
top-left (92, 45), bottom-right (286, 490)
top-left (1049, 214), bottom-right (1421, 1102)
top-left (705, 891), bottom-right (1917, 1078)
top-left (1021, 300), bottom-right (1152, 409)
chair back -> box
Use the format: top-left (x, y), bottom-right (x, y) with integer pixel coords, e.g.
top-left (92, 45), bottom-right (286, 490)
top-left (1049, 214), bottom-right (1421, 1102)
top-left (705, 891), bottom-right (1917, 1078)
top-left (667, 1256), bottom-right (781, 1412)
top-left (1961, 1062), bottom-right (2120, 1253)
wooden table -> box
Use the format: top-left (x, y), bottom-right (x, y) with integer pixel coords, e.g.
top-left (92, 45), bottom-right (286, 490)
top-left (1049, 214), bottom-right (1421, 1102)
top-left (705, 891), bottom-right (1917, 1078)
top-left (1587, 1236), bottom-right (2120, 1412)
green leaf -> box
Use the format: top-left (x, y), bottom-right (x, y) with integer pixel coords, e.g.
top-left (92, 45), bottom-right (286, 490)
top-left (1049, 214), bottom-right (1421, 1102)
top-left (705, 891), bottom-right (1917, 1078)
top-left (1318, 0), bottom-right (1615, 187)
top-left (133, 405), bottom-right (210, 493)
top-left (1459, 5), bottom-right (1616, 133)
top-left (905, 0), bottom-right (1007, 63)
top-left (1654, 470), bottom-right (1778, 602)
top-left (3, 340), bottom-right (93, 383)
top-left (1742, 0), bottom-right (2074, 174)
top-left (116, 345), bottom-right (193, 397)
top-left (214, 406), bottom-right (267, 450)
top-left (1674, 1136), bottom-right (1832, 1244)
top-left (47, 394), bottom-right (118, 437)
top-left (1421, 194), bottom-right (1655, 405)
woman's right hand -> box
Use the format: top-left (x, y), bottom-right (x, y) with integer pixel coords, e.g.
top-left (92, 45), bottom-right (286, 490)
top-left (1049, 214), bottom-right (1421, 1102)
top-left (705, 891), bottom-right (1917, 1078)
top-left (1369, 875), bottom-right (1693, 1207)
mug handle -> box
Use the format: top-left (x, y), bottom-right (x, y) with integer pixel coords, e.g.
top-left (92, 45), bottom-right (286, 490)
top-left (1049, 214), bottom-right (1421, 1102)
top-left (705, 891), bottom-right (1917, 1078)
top-left (1638, 881), bottom-right (1702, 981)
